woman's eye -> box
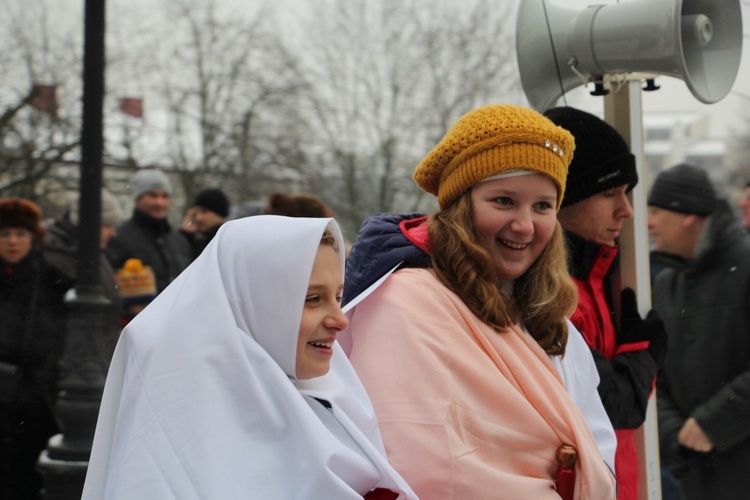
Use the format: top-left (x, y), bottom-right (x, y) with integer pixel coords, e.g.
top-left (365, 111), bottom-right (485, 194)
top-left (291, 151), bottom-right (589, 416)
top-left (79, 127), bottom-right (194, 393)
top-left (494, 196), bottom-right (512, 205)
top-left (535, 201), bottom-right (553, 210)
top-left (305, 295), bottom-right (321, 304)
top-left (336, 295), bottom-right (343, 304)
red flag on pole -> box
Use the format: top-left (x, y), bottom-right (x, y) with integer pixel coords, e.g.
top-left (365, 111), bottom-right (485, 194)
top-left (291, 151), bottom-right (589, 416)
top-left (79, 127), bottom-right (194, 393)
top-left (119, 97), bottom-right (143, 118)
top-left (31, 84), bottom-right (58, 116)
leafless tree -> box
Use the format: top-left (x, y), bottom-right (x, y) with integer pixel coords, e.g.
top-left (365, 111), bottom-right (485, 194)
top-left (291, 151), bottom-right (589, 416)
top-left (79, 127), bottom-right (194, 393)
top-left (0, 0), bottom-right (83, 212)
top-left (107, 0), bottom-right (313, 208)
top-left (290, 0), bottom-right (522, 235)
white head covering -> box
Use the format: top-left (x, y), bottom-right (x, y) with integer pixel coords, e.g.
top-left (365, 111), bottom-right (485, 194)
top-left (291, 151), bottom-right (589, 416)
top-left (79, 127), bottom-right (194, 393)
top-left (82, 215), bottom-right (416, 499)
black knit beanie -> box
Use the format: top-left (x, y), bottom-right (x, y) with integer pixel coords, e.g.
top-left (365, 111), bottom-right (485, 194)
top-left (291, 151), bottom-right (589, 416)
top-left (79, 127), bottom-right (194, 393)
top-left (647, 163), bottom-right (717, 216)
top-left (193, 188), bottom-right (230, 217)
top-left (544, 107), bottom-right (638, 208)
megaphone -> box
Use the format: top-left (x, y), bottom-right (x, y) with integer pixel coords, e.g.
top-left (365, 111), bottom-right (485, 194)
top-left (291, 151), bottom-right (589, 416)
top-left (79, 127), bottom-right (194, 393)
top-left (516, 0), bottom-right (743, 111)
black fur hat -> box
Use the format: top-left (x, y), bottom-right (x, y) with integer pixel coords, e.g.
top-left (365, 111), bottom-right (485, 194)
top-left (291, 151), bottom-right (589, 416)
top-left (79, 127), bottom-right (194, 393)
top-left (0, 197), bottom-right (45, 246)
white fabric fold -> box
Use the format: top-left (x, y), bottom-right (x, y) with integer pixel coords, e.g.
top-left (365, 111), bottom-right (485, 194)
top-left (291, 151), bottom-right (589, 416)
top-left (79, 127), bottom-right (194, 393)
top-left (82, 215), bottom-right (416, 500)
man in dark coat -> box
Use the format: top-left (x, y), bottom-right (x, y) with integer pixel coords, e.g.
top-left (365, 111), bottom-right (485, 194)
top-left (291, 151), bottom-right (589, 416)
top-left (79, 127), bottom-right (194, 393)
top-left (106, 169), bottom-right (192, 294)
top-left (649, 163), bottom-right (750, 500)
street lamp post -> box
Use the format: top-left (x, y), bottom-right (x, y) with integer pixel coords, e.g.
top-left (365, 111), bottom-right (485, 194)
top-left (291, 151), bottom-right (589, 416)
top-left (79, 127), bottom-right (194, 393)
top-left (37, 0), bottom-right (108, 498)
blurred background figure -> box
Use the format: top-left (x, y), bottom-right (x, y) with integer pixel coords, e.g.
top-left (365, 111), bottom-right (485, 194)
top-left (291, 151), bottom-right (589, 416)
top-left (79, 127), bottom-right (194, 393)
top-left (115, 258), bottom-right (157, 327)
top-left (737, 180), bottom-right (750, 232)
top-left (264, 192), bottom-right (334, 218)
top-left (44, 188), bottom-right (123, 365)
top-left (0, 198), bottom-right (69, 500)
top-left (106, 169), bottom-right (192, 294)
top-left (228, 200), bottom-right (265, 220)
top-left (649, 164), bottom-right (750, 500)
top-left (181, 188), bottom-right (230, 259)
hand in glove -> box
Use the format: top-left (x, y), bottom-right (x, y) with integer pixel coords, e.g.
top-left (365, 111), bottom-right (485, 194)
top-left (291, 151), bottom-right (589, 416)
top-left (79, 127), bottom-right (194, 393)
top-left (618, 287), bottom-right (668, 368)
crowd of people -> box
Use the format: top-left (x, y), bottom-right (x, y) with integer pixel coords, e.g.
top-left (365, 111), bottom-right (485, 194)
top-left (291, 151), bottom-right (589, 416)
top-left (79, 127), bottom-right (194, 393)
top-left (2, 102), bottom-right (749, 499)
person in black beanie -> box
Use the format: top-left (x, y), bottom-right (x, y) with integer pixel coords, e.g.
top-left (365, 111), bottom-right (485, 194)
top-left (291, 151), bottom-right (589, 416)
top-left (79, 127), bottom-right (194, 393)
top-left (545, 106), bottom-right (668, 500)
top-left (181, 188), bottom-right (230, 259)
top-left (648, 163), bottom-right (750, 500)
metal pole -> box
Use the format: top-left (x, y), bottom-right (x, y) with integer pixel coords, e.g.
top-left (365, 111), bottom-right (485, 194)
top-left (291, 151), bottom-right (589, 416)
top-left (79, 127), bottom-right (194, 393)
top-left (37, 0), bottom-right (109, 498)
top-left (603, 79), bottom-right (663, 500)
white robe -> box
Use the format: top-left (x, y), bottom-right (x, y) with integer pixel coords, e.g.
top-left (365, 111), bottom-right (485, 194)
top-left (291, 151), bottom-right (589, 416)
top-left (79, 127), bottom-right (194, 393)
top-left (82, 215), bottom-right (417, 500)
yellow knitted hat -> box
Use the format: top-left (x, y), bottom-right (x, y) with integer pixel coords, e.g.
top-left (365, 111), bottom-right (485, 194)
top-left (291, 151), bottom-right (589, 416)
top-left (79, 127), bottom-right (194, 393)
top-left (413, 104), bottom-right (575, 210)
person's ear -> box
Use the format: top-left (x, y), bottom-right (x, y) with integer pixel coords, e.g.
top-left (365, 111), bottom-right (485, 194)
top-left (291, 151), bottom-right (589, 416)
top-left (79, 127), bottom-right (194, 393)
top-left (681, 214), bottom-right (699, 229)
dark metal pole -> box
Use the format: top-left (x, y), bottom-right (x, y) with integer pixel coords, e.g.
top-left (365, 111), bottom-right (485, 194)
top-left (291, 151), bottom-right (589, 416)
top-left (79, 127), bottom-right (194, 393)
top-left (37, 0), bottom-right (109, 498)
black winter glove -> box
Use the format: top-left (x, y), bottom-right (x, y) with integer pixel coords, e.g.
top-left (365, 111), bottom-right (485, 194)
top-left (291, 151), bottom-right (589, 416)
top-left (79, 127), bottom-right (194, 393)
top-left (618, 288), bottom-right (668, 368)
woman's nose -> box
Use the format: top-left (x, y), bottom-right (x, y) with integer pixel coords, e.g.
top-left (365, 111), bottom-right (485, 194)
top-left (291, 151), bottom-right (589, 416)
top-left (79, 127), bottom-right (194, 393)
top-left (326, 307), bottom-right (349, 331)
top-left (510, 209), bottom-right (534, 235)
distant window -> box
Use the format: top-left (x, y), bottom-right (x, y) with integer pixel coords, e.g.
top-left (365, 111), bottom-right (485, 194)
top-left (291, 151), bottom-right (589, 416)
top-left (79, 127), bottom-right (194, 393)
top-left (646, 128), bottom-right (671, 141)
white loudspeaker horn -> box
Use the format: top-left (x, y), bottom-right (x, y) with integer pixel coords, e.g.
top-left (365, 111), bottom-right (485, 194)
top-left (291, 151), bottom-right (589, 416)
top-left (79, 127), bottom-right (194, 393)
top-left (516, 0), bottom-right (743, 111)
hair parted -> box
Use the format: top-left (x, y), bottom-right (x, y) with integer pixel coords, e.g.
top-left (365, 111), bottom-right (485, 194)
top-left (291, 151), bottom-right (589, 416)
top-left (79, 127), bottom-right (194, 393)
top-left (320, 228), bottom-right (339, 252)
top-left (427, 191), bottom-right (577, 356)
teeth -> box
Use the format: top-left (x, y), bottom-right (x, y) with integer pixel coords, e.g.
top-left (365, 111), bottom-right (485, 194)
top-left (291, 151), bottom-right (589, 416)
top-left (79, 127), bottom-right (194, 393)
top-left (501, 239), bottom-right (527, 250)
top-left (309, 342), bottom-right (332, 348)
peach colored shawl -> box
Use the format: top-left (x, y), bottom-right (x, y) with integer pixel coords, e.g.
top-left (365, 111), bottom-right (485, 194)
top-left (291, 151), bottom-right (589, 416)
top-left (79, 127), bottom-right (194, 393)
top-left (345, 268), bottom-right (616, 499)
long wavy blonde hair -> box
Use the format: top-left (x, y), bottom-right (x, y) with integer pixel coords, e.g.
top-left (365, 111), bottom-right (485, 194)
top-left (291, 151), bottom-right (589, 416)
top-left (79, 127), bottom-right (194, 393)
top-left (428, 191), bottom-right (577, 356)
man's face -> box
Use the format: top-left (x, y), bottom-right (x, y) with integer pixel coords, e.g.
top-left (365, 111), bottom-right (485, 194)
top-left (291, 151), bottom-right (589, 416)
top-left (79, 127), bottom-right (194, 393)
top-left (557, 184), bottom-right (633, 247)
top-left (647, 206), bottom-right (697, 259)
top-left (100, 225), bottom-right (117, 249)
top-left (192, 206), bottom-right (225, 232)
top-left (135, 190), bottom-right (170, 219)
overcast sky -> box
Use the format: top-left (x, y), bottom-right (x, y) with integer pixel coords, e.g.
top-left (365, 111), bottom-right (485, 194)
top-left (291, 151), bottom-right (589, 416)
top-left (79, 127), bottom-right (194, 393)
top-left (8, 0), bottom-right (749, 139)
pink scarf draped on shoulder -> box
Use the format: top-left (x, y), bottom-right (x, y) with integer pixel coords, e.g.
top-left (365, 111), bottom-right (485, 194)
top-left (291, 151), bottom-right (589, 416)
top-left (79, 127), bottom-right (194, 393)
top-left (345, 268), bottom-right (616, 499)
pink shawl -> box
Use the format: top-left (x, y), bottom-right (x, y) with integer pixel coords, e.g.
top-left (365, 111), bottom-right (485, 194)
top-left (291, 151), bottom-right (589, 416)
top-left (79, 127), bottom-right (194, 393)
top-left (345, 268), bottom-right (616, 499)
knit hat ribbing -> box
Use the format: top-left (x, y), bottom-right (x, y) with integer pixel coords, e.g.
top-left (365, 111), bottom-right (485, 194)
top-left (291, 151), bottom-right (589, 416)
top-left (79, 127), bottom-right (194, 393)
top-left (648, 163), bottom-right (717, 216)
top-left (193, 188), bottom-right (230, 218)
top-left (543, 107), bottom-right (637, 208)
top-left (413, 104), bottom-right (574, 210)
top-left (133, 169), bottom-right (172, 200)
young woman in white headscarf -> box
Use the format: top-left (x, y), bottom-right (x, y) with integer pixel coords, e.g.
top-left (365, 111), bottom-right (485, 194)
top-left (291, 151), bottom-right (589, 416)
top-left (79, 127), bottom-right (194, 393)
top-left (82, 215), bottom-right (417, 499)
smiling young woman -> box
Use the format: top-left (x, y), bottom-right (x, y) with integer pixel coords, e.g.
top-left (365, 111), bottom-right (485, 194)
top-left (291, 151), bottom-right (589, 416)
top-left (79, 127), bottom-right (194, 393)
top-left (341, 104), bottom-right (617, 499)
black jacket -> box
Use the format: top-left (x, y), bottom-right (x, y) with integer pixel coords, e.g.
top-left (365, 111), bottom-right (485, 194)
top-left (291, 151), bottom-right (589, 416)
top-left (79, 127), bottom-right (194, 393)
top-left (653, 200), bottom-right (750, 500)
top-left (106, 209), bottom-right (192, 293)
top-left (0, 252), bottom-right (69, 407)
top-left (566, 231), bottom-right (658, 430)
